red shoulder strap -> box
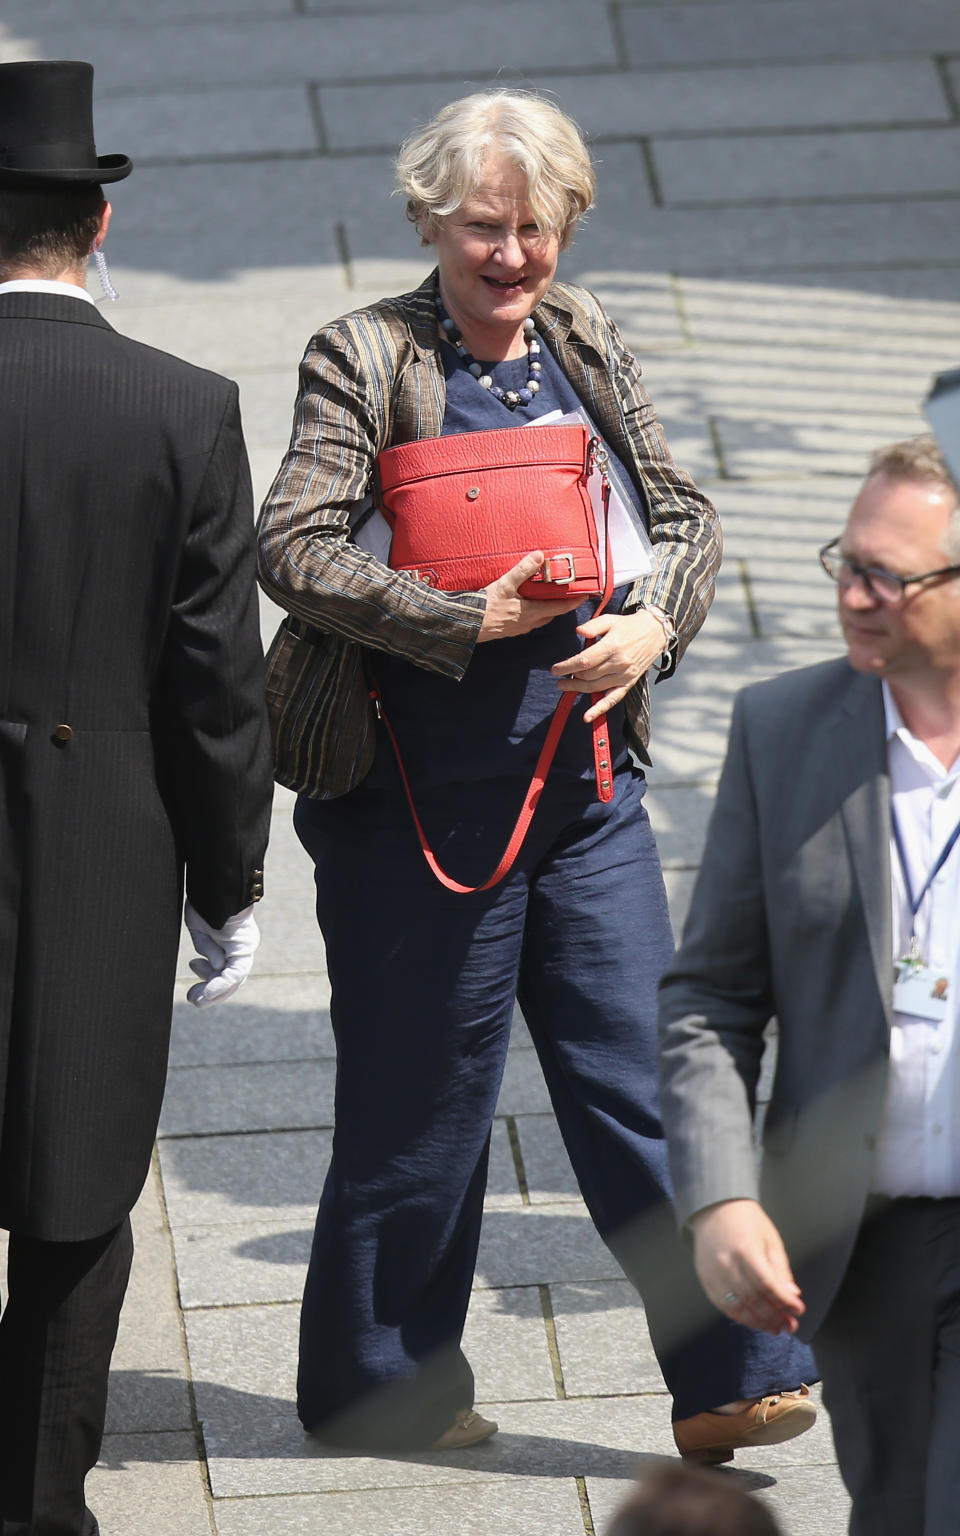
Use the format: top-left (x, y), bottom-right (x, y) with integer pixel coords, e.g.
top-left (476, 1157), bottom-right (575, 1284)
top-left (372, 453), bottom-right (615, 894)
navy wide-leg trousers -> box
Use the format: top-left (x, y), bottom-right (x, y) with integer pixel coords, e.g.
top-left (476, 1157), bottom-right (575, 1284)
top-left (295, 754), bottom-right (814, 1449)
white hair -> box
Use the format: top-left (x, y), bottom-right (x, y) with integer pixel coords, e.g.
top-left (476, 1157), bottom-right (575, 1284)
top-left (395, 90), bottom-right (595, 251)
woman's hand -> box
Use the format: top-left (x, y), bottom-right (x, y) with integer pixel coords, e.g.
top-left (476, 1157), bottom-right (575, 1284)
top-left (477, 551), bottom-right (582, 642)
top-left (551, 609), bottom-right (669, 723)
top-left (689, 1199), bottom-right (805, 1335)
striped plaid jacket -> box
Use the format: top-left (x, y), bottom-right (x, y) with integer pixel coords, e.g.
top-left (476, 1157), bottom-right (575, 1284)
top-left (257, 271), bottom-right (720, 799)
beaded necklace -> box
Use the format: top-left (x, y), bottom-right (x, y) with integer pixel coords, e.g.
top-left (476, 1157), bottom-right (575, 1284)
top-left (435, 294), bottom-right (542, 410)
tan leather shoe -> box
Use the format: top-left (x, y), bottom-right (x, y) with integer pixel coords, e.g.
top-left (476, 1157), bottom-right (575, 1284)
top-left (430, 1409), bottom-right (499, 1450)
top-left (673, 1385), bottom-right (816, 1465)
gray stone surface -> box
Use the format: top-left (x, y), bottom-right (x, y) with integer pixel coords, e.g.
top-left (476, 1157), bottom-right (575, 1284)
top-left (647, 783), bottom-right (717, 869)
top-left (106, 1174), bottom-right (193, 1434)
top-left (159, 1128), bottom-right (332, 1227)
top-left (87, 1433), bottom-right (212, 1536)
top-left (495, 1043), bottom-right (553, 1116)
top-left (168, 985), bottom-right (335, 1069)
top-left (515, 1113), bottom-right (581, 1205)
top-left (96, 83), bottom-right (319, 161)
top-left (158, 1060), bottom-right (336, 1137)
top-left (475, 1204), bottom-right (622, 1290)
top-left (621, 0), bottom-right (960, 67)
top-left (212, 1478), bottom-right (586, 1536)
top-left (464, 1286), bottom-right (559, 1403)
top-left (569, 196), bottom-right (960, 276)
top-left (319, 60), bottom-right (951, 155)
top-left (655, 127), bottom-right (960, 206)
top-left (14, 7), bottom-right (618, 94)
top-left (551, 1280), bottom-right (665, 1397)
top-left (173, 1218), bottom-right (311, 1307)
top-left (199, 1392), bottom-right (676, 1499)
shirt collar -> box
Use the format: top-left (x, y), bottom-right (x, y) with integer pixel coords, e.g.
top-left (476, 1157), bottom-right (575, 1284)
top-left (0, 278), bottom-right (96, 306)
top-left (884, 680), bottom-right (960, 785)
top-left (882, 680), bottom-right (904, 742)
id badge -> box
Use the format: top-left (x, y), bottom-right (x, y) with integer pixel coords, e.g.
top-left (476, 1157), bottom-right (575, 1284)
top-left (893, 962), bottom-right (950, 1022)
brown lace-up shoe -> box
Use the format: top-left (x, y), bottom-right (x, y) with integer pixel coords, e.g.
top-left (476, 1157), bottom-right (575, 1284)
top-left (430, 1409), bottom-right (499, 1450)
top-left (673, 1385), bottom-right (816, 1464)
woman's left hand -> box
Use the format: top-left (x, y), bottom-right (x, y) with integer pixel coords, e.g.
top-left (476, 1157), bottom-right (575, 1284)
top-left (551, 610), bottom-right (669, 723)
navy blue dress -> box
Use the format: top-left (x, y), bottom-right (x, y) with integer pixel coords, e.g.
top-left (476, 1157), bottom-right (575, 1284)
top-left (293, 338), bottom-right (817, 1449)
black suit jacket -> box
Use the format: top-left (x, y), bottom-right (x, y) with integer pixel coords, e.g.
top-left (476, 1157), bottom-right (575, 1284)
top-left (0, 291), bottom-right (273, 1240)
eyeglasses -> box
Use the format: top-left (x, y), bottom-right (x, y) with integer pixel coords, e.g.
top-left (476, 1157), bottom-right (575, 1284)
top-left (818, 538), bottom-right (960, 605)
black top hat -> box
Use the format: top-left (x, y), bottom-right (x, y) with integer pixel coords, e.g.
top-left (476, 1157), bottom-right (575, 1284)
top-left (0, 60), bottom-right (132, 185)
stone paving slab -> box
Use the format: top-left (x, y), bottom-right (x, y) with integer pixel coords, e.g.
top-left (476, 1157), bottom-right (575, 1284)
top-left (515, 1114), bottom-right (581, 1205)
top-left (619, 0), bottom-right (960, 67)
top-left (172, 1200), bottom-right (623, 1307)
top-left (571, 196), bottom-right (960, 276)
top-left (196, 1392), bottom-right (676, 1499)
top-left (108, 152), bottom-right (394, 257)
top-left (654, 126), bottom-right (960, 206)
top-left (5, 0), bottom-right (289, 18)
top-left (465, 1286), bottom-right (559, 1402)
top-left (475, 1204), bottom-right (622, 1290)
top-left (317, 59), bottom-right (953, 158)
top-left (168, 988), bottom-right (334, 1069)
top-left (551, 1280), bottom-right (664, 1397)
top-left (158, 1060), bottom-right (337, 1137)
top-left (172, 1218), bottom-right (310, 1308)
top-left (159, 1115), bottom-right (521, 1229)
top-left (17, 7), bottom-right (618, 94)
top-left (668, 274), bottom-right (960, 350)
top-left (116, 292), bottom-right (336, 378)
top-left (96, 82), bottom-right (319, 162)
top-left (210, 1477), bottom-right (587, 1536)
top-left (159, 1128), bottom-right (332, 1227)
top-left (87, 1433), bottom-right (212, 1536)
top-left (662, 869), bottom-right (697, 938)
top-left (646, 635), bottom-right (845, 782)
top-left (646, 783), bottom-right (716, 869)
top-left (495, 1043), bottom-right (555, 1116)
top-left (183, 1297), bottom-right (651, 1478)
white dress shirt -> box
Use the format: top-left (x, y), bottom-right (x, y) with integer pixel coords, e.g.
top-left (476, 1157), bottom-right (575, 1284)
top-left (872, 683), bottom-right (960, 1197)
top-left (0, 278), bottom-right (95, 305)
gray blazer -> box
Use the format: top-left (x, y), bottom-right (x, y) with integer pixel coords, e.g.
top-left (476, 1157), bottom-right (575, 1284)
top-left (658, 656), bottom-right (894, 1339)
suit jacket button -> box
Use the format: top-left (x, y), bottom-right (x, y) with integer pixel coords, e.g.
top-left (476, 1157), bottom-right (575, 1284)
top-left (52, 723), bottom-right (73, 743)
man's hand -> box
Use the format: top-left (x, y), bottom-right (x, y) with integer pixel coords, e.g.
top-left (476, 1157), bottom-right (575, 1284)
top-left (689, 1199), bottom-right (805, 1335)
top-left (184, 901), bottom-right (261, 1009)
top-left (551, 609), bottom-right (669, 722)
top-left (477, 551), bottom-right (582, 642)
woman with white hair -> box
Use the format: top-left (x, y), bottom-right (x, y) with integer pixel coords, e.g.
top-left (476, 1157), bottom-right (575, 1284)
top-left (258, 89), bottom-right (816, 1457)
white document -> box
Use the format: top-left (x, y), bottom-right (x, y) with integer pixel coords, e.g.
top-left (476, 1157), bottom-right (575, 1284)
top-left (349, 492), bottom-right (392, 563)
top-left (525, 408), bottom-right (654, 585)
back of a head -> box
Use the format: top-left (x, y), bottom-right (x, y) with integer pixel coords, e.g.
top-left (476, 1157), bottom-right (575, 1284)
top-left (606, 1464), bottom-right (783, 1536)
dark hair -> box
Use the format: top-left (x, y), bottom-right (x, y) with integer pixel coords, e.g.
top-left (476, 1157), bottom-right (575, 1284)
top-left (606, 1465), bottom-right (783, 1536)
top-left (0, 183), bottom-right (104, 278)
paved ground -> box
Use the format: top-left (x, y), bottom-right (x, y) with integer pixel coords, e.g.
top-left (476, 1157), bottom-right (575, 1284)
top-left (4, 1), bottom-right (960, 1531)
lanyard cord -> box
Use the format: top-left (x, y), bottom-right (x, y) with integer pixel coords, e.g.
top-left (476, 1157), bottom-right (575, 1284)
top-left (891, 806), bottom-right (960, 928)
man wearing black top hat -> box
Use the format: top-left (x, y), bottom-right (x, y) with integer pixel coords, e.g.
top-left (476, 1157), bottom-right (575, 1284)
top-left (0, 60), bottom-right (273, 1534)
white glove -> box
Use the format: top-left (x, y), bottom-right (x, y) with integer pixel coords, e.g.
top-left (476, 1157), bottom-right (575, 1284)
top-left (184, 901), bottom-right (261, 1009)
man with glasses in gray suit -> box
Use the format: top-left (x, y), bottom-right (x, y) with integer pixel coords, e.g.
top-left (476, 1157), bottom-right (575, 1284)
top-left (658, 433), bottom-right (960, 1536)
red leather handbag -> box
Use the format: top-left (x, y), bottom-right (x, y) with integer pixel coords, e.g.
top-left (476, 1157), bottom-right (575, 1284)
top-left (368, 423), bottom-right (617, 896)
top-left (374, 422), bottom-right (603, 597)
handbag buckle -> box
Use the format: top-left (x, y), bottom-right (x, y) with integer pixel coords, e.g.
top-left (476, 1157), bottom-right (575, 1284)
top-left (537, 553), bottom-right (575, 584)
